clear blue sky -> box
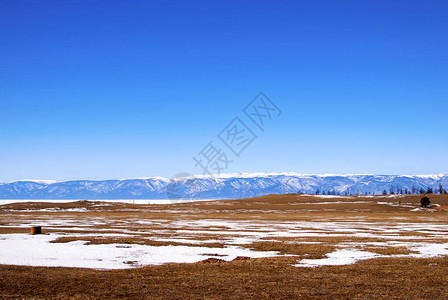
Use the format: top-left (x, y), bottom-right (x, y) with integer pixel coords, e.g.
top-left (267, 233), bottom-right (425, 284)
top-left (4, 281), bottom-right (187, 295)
top-left (1, 0), bottom-right (447, 181)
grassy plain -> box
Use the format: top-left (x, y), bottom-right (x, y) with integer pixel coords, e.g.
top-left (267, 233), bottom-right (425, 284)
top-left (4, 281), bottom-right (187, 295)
top-left (1, 194), bottom-right (448, 299)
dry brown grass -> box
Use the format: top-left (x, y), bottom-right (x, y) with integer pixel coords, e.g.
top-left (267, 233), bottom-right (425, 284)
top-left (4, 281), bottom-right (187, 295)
top-left (49, 236), bottom-right (226, 248)
top-left (0, 227), bottom-right (31, 234)
top-left (1, 257), bottom-right (448, 299)
top-left (238, 241), bottom-right (335, 258)
top-left (361, 246), bottom-right (417, 256)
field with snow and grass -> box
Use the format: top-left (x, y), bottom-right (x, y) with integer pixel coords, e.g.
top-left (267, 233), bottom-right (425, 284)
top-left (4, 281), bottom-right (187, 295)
top-left (1, 194), bottom-right (448, 299)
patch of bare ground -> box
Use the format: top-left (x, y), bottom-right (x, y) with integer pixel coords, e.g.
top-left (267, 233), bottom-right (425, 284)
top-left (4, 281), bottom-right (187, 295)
top-left (240, 241), bottom-right (335, 258)
top-left (49, 236), bottom-right (226, 248)
top-left (0, 227), bottom-right (32, 234)
top-left (361, 246), bottom-right (417, 256)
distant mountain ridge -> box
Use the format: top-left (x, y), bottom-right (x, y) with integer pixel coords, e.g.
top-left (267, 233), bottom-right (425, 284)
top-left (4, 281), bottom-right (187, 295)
top-left (1, 173), bottom-right (447, 200)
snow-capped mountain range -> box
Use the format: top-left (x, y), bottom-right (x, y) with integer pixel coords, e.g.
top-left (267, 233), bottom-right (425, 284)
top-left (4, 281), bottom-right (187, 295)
top-left (1, 173), bottom-right (447, 200)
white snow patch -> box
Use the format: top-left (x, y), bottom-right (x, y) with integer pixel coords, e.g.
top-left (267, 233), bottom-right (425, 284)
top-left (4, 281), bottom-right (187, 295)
top-left (410, 207), bottom-right (437, 212)
top-left (407, 243), bottom-right (448, 258)
top-left (0, 234), bottom-right (279, 269)
top-left (377, 202), bottom-right (414, 208)
top-left (294, 249), bottom-right (381, 267)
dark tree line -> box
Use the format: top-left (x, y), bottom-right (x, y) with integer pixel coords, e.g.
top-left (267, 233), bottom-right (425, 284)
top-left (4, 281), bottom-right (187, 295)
top-left (381, 185), bottom-right (448, 195)
top-left (314, 184), bottom-right (448, 195)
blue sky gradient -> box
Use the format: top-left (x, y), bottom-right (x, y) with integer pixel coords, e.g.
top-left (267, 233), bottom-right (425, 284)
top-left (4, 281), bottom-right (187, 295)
top-left (1, 0), bottom-right (447, 181)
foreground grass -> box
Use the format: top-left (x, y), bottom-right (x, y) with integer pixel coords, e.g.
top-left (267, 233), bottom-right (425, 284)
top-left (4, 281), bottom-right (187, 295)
top-left (1, 257), bottom-right (448, 299)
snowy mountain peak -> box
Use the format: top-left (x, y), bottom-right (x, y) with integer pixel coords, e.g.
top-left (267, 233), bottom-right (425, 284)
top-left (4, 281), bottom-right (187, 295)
top-left (0, 173), bottom-right (447, 200)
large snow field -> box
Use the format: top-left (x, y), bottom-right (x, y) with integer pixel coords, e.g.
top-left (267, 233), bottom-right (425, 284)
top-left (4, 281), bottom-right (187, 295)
top-left (0, 233), bottom-right (278, 269)
top-left (1, 195), bottom-right (447, 269)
